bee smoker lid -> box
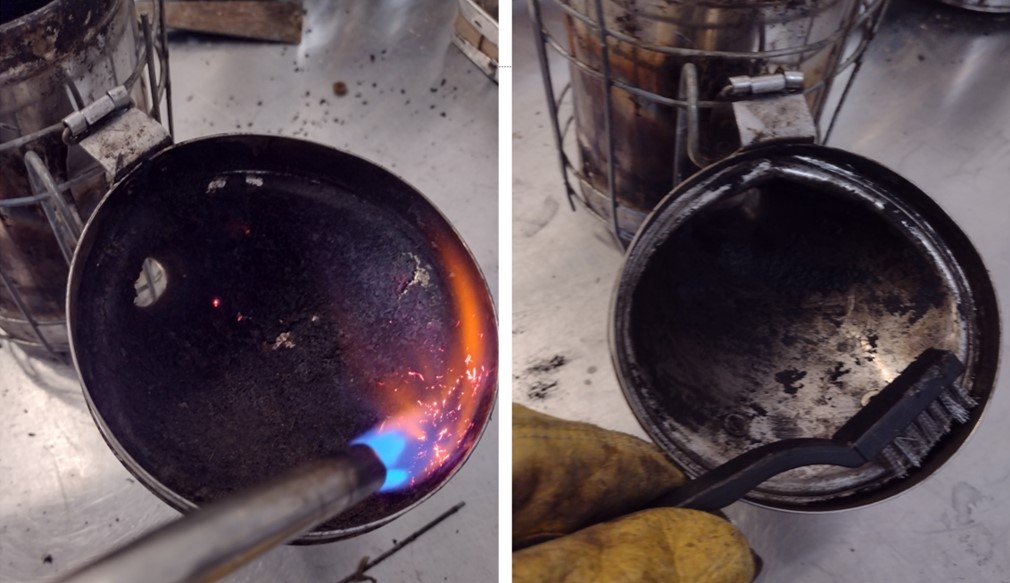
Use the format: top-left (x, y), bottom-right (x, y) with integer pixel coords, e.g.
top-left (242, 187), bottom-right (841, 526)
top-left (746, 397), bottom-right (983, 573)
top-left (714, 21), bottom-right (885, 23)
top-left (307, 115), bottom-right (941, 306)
top-left (68, 134), bottom-right (499, 541)
top-left (612, 143), bottom-right (999, 511)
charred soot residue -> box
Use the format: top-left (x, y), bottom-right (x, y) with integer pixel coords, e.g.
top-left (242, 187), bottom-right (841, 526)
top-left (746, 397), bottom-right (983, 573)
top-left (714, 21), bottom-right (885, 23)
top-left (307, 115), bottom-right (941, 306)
top-left (722, 413), bottom-right (748, 437)
top-left (527, 381), bottom-right (558, 400)
top-left (1, 0), bottom-right (49, 23)
top-left (879, 284), bottom-right (945, 325)
top-left (828, 361), bottom-right (852, 386)
top-left (522, 355), bottom-right (567, 401)
top-left (526, 354), bottom-right (567, 374)
top-left (774, 368), bottom-right (807, 395)
top-left (882, 293), bottom-right (912, 318)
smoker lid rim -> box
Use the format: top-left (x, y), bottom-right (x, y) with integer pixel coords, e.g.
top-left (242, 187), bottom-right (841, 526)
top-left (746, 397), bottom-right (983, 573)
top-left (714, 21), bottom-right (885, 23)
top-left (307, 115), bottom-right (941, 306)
top-left (610, 143), bottom-right (1000, 512)
top-left (66, 133), bottom-right (499, 542)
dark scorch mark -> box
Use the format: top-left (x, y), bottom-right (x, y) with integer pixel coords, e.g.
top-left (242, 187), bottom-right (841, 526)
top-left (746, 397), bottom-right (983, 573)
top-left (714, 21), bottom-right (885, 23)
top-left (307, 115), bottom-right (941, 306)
top-left (774, 368), bottom-right (807, 395)
top-left (827, 361), bottom-right (852, 386)
top-left (527, 381), bottom-right (558, 400)
top-left (526, 354), bottom-right (567, 374)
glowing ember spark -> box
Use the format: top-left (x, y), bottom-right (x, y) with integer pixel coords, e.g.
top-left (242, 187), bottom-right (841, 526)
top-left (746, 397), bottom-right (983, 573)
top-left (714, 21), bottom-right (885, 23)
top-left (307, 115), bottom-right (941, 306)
top-left (211, 297), bottom-right (221, 309)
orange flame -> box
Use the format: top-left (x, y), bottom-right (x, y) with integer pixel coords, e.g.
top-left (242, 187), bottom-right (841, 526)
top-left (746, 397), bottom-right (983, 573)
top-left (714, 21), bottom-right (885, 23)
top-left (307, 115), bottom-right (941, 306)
top-left (359, 232), bottom-right (495, 490)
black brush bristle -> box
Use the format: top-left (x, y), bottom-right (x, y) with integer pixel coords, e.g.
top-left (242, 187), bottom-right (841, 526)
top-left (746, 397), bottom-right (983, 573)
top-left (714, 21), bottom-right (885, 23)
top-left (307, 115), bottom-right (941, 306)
top-left (655, 349), bottom-right (975, 511)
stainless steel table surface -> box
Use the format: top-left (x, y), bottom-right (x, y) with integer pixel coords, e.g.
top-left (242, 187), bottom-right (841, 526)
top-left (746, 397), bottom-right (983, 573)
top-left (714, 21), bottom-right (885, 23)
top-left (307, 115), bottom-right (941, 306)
top-left (0, 1), bottom-right (498, 581)
top-left (512, 0), bottom-right (1009, 581)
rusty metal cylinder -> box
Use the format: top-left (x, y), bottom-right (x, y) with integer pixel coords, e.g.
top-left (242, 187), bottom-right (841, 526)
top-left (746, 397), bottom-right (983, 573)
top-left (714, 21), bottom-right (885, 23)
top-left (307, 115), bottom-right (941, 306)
top-left (558, 0), bottom-right (881, 241)
top-left (0, 0), bottom-right (148, 354)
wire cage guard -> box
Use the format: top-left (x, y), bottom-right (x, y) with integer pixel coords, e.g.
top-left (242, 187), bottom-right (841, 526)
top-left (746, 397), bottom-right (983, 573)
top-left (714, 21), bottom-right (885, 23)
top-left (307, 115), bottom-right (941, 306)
top-left (528, 0), bottom-right (891, 247)
top-left (0, 0), bottom-right (173, 357)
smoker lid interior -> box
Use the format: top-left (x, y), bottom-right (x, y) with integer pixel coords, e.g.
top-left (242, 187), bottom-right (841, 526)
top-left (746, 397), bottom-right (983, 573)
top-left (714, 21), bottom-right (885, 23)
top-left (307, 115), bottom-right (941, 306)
top-left (613, 144), bottom-right (999, 511)
top-left (68, 135), bottom-right (498, 541)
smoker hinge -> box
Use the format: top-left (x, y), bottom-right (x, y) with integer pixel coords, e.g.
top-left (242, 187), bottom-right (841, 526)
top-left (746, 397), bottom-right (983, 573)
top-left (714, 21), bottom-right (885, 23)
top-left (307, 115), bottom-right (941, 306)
top-left (61, 85), bottom-right (172, 183)
top-left (62, 85), bottom-right (133, 144)
top-left (724, 71), bottom-right (817, 149)
top-left (723, 71), bottom-right (806, 98)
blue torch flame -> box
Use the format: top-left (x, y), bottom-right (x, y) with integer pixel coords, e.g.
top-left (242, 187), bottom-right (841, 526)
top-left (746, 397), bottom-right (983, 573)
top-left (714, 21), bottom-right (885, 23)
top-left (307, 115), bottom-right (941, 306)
top-left (352, 427), bottom-right (412, 492)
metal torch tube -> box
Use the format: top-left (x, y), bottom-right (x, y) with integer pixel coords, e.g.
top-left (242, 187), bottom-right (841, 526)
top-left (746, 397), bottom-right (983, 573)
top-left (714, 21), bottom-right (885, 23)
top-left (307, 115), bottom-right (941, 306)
top-left (58, 445), bottom-right (386, 583)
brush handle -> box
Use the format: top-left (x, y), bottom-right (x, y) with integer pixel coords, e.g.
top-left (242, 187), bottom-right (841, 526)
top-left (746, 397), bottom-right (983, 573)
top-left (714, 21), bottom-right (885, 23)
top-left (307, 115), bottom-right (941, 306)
top-left (654, 438), bottom-right (863, 511)
top-left (654, 349), bottom-right (966, 512)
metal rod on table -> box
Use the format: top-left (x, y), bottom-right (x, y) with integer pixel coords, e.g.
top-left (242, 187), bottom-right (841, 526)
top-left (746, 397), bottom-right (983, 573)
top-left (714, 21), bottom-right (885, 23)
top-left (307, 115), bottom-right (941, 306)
top-left (59, 445), bottom-right (385, 583)
top-left (336, 502), bottom-right (466, 583)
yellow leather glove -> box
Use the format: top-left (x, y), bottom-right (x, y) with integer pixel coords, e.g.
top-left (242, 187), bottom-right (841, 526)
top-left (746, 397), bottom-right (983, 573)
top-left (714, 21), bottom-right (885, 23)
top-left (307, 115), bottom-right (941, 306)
top-left (513, 403), bottom-right (755, 583)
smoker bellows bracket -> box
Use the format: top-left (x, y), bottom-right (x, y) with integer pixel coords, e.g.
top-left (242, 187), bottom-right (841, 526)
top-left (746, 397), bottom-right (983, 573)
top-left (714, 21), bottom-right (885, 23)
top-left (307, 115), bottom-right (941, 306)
top-left (727, 72), bottom-right (817, 151)
top-left (63, 86), bottom-right (172, 184)
top-left (732, 94), bottom-right (817, 149)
